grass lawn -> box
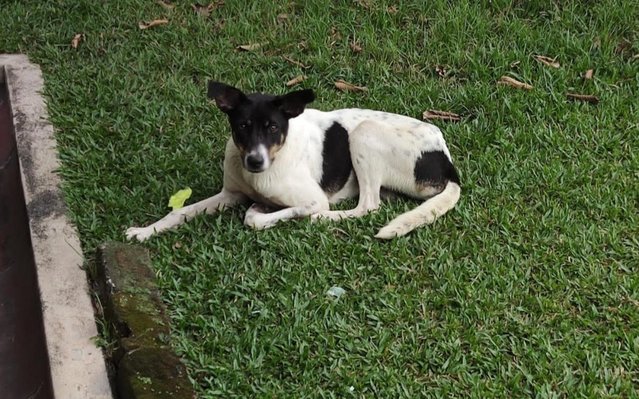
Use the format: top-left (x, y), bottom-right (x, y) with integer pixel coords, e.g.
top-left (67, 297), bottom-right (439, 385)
top-left (2, 0), bottom-right (639, 397)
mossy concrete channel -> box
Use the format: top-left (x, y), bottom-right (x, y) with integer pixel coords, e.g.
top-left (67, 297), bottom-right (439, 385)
top-left (96, 242), bottom-right (195, 399)
top-left (0, 55), bottom-right (194, 398)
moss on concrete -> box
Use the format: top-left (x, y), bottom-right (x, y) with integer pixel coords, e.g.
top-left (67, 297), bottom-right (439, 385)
top-left (96, 242), bottom-right (195, 399)
top-left (117, 347), bottom-right (194, 399)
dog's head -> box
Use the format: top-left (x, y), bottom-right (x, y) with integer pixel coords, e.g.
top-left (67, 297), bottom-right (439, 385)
top-left (208, 81), bottom-right (315, 173)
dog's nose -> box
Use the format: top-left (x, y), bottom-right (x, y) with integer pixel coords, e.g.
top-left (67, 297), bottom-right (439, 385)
top-left (246, 153), bottom-right (264, 170)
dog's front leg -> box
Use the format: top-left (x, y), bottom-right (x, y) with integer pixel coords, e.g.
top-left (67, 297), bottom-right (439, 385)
top-left (244, 200), bottom-right (328, 230)
top-left (126, 189), bottom-right (247, 242)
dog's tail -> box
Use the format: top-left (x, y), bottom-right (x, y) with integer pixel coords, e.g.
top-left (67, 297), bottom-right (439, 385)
top-left (375, 181), bottom-right (461, 239)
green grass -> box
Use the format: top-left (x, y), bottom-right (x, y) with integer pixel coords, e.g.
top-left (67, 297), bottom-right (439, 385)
top-left (2, 0), bottom-right (639, 397)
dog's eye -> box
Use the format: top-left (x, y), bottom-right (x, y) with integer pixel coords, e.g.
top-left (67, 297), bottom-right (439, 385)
top-left (268, 124), bottom-right (279, 134)
top-left (239, 121), bottom-right (251, 130)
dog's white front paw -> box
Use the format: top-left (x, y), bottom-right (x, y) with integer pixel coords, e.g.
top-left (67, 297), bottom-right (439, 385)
top-left (125, 227), bottom-right (155, 242)
top-left (244, 212), bottom-right (276, 230)
top-left (375, 224), bottom-right (404, 240)
top-left (244, 204), bottom-right (263, 221)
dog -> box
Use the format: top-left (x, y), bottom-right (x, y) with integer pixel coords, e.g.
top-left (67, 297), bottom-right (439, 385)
top-left (126, 81), bottom-right (460, 242)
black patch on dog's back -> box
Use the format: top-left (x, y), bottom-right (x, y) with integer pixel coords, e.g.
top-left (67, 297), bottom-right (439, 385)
top-left (320, 122), bottom-right (352, 193)
top-left (414, 151), bottom-right (460, 185)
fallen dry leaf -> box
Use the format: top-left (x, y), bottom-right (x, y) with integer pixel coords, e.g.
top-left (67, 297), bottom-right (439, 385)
top-left (567, 92), bottom-right (599, 104)
top-left (157, 0), bottom-right (175, 10)
top-left (335, 80), bottom-right (368, 93)
top-left (237, 42), bottom-right (266, 51)
top-left (498, 76), bottom-right (533, 90)
top-left (510, 60), bottom-right (521, 68)
top-left (583, 69), bottom-right (594, 80)
top-left (283, 55), bottom-right (309, 69)
top-left (286, 75), bottom-right (306, 87)
top-left (534, 55), bottom-right (560, 68)
top-left (350, 41), bottom-right (363, 53)
top-left (387, 5), bottom-right (399, 14)
top-left (70, 33), bottom-right (83, 49)
top-left (139, 19), bottom-right (169, 30)
top-left (422, 110), bottom-right (461, 122)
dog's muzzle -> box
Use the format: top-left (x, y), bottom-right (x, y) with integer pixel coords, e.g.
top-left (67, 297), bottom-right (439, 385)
top-left (243, 145), bottom-right (271, 173)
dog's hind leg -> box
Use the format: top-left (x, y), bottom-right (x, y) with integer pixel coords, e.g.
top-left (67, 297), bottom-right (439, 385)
top-left (244, 181), bottom-right (330, 229)
top-left (244, 201), bottom-right (330, 229)
top-left (313, 121), bottom-right (385, 221)
top-left (375, 181), bottom-right (460, 239)
top-left (126, 189), bottom-right (247, 242)
top-left (315, 120), bottom-right (460, 238)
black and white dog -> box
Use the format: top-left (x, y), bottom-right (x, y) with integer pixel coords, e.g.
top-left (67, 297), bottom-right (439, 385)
top-left (126, 81), bottom-right (460, 241)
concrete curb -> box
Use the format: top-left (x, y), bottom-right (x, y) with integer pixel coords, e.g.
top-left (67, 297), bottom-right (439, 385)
top-left (97, 242), bottom-right (196, 399)
top-left (0, 54), bottom-right (112, 398)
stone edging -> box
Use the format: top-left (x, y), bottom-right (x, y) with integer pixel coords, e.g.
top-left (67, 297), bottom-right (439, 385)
top-left (96, 242), bottom-right (196, 399)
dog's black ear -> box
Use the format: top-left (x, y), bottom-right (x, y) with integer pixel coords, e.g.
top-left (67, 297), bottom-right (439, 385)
top-left (274, 89), bottom-right (315, 119)
top-left (207, 81), bottom-right (247, 113)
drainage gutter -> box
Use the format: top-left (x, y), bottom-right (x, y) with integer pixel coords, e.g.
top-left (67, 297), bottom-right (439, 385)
top-left (0, 54), bottom-right (112, 399)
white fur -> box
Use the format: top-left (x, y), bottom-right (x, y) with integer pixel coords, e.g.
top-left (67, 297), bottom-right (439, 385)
top-left (126, 108), bottom-right (460, 241)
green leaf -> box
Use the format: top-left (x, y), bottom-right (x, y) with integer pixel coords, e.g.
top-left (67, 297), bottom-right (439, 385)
top-left (168, 188), bottom-right (192, 210)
